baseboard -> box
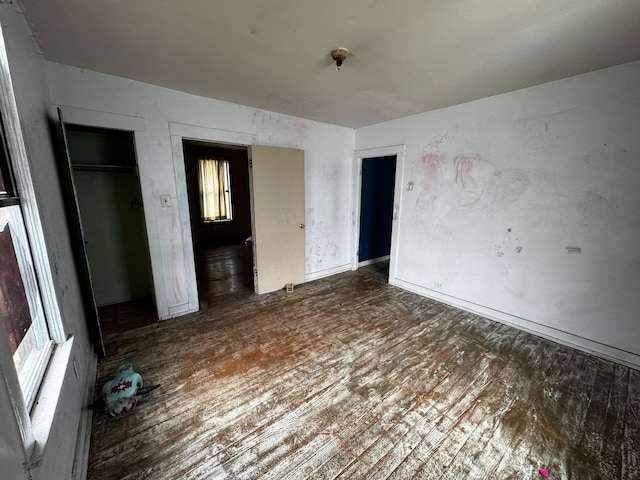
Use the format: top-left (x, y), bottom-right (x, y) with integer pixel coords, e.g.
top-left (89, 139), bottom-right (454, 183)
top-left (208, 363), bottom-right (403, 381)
top-left (305, 263), bottom-right (352, 282)
top-left (72, 351), bottom-right (98, 480)
top-left (390, 276), bottom-right (640, 371)
top-left (358, 255), bottom-right (390, 268)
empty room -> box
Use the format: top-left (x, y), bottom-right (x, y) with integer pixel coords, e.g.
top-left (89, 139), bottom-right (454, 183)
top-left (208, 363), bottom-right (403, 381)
top-left (0, 1), bottom-right (639, 479)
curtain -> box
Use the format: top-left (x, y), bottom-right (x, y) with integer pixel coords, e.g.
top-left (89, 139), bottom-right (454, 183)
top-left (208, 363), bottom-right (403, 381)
top-left (198, 157), bottom-right (231, 221)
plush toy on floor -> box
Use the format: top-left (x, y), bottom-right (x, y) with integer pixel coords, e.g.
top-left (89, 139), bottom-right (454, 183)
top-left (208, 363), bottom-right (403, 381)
top-left (90, 363), bottom-right (160, 416)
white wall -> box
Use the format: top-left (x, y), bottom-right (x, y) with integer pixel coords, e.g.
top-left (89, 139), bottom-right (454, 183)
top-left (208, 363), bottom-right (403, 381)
top-left (356, 61), bottom-right (640, 368)
top-left (0, 3), bottom-right (95, 479)
top-left (46, 63), bottom-right (356, 319)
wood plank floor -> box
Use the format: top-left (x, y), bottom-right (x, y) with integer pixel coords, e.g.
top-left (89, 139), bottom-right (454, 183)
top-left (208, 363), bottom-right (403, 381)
top-left (88, 259), bottom-right (640, 479)
top-left (98, 297), bottom-right (156, 336)
top-left (195, 242), bottom-right (254, 308)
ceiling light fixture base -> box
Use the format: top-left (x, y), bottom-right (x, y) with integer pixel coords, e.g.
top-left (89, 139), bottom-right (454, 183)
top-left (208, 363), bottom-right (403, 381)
top-left (330, 48), bottom-right (349, 70)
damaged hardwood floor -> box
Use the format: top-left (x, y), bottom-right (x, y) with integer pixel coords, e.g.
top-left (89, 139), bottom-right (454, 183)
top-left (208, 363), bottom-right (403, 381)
top-left (88, 258), bottom-right (640, 479)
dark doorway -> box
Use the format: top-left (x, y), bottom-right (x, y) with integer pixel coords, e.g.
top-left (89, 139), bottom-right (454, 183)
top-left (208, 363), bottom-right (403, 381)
top-left (65, 125), bottom-right (156, 335)
top-left (358, 155), bottom-right (396, 269)
top-left (182, 141), bottom-right (254, 308)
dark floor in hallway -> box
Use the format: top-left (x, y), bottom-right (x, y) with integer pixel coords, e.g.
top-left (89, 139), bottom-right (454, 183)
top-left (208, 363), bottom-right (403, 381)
top-left (195, 242), bottom-right (255, 308)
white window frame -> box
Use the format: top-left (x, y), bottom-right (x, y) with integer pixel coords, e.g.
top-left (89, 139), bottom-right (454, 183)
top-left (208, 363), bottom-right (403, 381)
top-left (198, 156), bottom-right (234, 223)
top-left (0, 24), bottom-right (66, 456)
top-left (0, 206), bottom-right (54, 411)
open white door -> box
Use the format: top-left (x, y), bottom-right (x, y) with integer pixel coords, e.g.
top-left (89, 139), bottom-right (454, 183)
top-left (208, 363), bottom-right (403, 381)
top-left (249, 146), bottom-right (305, 293)
top-left (54, 108), bottom-right (105, 356)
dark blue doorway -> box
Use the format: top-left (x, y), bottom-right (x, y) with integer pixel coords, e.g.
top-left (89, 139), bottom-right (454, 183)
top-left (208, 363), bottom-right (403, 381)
top-left (358, 155), bottom-right (396, 263)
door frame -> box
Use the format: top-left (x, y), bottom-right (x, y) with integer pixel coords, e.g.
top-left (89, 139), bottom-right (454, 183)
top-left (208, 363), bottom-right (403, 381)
top-left (351, 145), bottom-right (405, 281)
top-left (55, 106), bottom-right (162, 320)
top-left (66, 124), bottom-right (154, 309)
top-left (169, 123), bottom-right (257, 312)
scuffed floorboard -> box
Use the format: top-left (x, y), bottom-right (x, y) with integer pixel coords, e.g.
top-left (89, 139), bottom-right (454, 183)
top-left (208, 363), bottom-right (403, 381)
top-left (88, 263), bottom-right (640, 479)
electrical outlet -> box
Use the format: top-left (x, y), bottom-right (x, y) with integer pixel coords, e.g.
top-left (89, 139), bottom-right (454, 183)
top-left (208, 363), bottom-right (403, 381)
top-left (434, 281), bottom-right (443, 289)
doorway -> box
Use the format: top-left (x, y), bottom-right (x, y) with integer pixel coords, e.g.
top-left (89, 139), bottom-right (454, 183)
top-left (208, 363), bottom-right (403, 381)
top-left (65, 125), bottom-right (156, 334)
top-left (358, 155), bottom-right (397, 275)
top-left (182, 141), bottom-right (254, 307)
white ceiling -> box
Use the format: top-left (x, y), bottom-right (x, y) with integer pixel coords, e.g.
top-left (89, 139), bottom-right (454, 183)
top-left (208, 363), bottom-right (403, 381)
top-left (19, 0), bottom-right (640, 128)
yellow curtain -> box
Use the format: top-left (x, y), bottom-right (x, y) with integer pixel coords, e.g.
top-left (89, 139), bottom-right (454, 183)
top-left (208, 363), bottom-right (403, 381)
top-left (198, 157), bottom-right (230, 221)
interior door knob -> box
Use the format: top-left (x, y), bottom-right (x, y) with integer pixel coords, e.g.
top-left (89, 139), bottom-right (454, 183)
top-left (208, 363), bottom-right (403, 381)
top-left (299, 224), bottom-right (305, 229)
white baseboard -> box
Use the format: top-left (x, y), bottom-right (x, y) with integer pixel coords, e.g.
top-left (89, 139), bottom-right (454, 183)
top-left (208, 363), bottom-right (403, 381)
top-left (72, 351), bottom-right (98, 480)
top-left (358, 255), bottom-right (390, 268)
top-left (306, 263), bottom-right (352, 282)
top-left (390, 276), bottom-right (640, 371)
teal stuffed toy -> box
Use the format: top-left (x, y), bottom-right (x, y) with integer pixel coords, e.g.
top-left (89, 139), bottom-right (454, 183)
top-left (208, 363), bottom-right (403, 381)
top-left (91, 363), bottom-right (160, 416)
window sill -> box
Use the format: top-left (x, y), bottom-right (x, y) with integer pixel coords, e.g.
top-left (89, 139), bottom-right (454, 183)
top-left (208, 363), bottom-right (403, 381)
top-left (27, 336), bottom-right (74, 470)
top-left (202, 219), bottom-right (234, 224)
top-left (18, 339), bottom-right (54, 412)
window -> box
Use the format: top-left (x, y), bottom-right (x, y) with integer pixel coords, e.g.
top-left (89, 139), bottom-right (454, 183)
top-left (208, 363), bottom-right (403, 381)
top-left (0, 30), bottom-right (67, 442)
top-left (0, 112), bottom-right (17, 202)
top-left (0, 113), bottom-right (53, 412)
top-left (198, 156), bottom-right (233, 222)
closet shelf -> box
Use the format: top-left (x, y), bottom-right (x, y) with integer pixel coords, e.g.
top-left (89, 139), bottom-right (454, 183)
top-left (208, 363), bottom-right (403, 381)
top-left (72, 164), bottom-right (137, 173)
